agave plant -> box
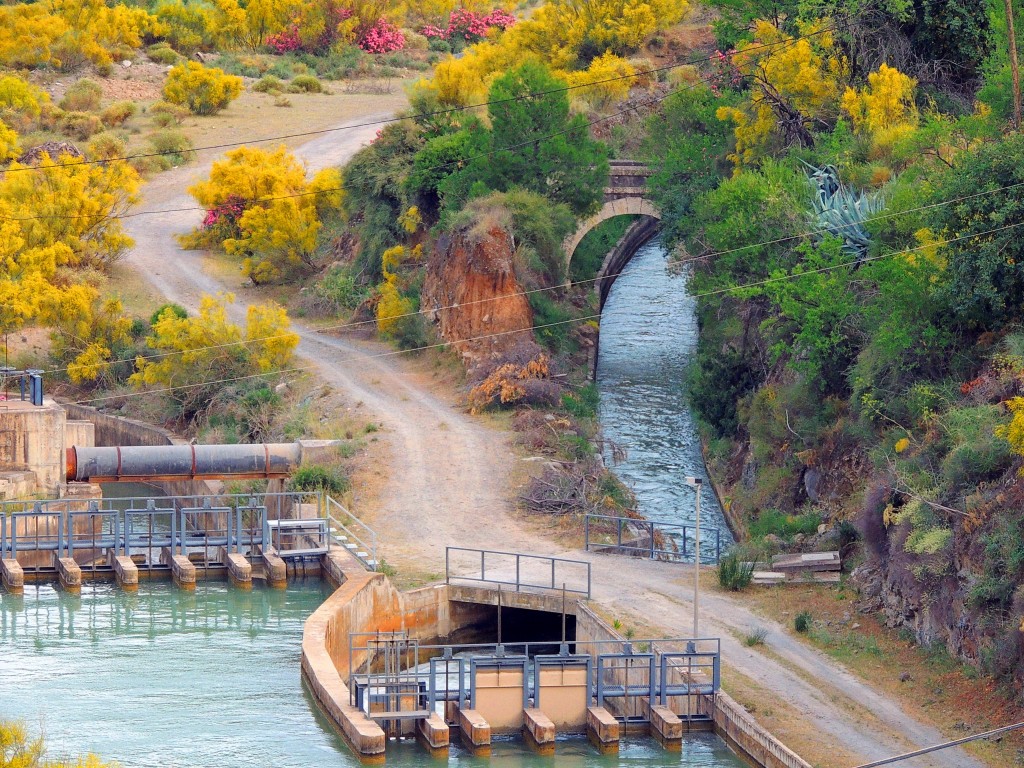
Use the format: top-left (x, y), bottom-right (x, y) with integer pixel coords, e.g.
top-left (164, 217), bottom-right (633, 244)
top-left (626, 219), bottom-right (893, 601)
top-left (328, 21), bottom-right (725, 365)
top-left (803, 162), bottom-right (884, 264)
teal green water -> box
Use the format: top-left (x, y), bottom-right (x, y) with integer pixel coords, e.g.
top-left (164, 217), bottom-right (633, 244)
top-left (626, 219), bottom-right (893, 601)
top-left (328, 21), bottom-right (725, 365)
top-left (0, 581), bottom-right (747, 767)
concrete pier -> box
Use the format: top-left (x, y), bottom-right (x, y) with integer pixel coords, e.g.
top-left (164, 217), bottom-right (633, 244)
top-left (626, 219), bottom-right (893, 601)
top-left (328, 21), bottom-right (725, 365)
top-left (55, 556), bottom-right (82, 591)
top-left (458, 709), bottom-right (491, 748)
top-left (523, 708), bottom-right (556, 750)
top-left (223, 550), bottom-right (252, 589)
top-left (587, 706), bottom-right (620, 748)
top-left (110, 554), bottom-right (138, 590)
top-left (0, 559), bottom-right (24, 592)
top-left (650, 704), bottom-right (683, 742)
top-left (416, 713), bottom-right (449, 750)
top-left (161, 548), bottom-right (196, 590)
top-left (260, 546), bottom-right (287, 588)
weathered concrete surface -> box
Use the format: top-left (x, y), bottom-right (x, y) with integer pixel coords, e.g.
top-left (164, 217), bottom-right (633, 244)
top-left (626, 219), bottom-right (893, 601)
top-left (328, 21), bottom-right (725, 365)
top-left (416, 713), bottom-right (450, 749)
top-left (587, 706), bottom-right (620, 746)
top-left (0, 399), bottom-right (65, 494)
top-left (55, 555), bottom-right (82, 590)
top-left (0, 559), bottom-right (24, 592)
top-left (447, 583), bottom-right (580, 615)
top-left (705, 693), bottom-right (812, 768)
top-left (458, 709), bottom-right (491, 747)
top-left (650, 704), bottom-right (683, 742)
top-left (0, 470), bottom-right (38, 500)
top-left (261, 546), bottom-right (287, 587)
top-left (523, 708), bottom-right (555, 746)
top-left (224, 551), bottom-right (252, 588)
top-left (161, 548), bottom-right (195, 589)
top-left (110, 554), bottom-right (138, 590)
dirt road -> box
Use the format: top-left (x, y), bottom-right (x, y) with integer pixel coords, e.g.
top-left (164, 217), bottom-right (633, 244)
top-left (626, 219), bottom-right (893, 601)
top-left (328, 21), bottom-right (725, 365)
top-left (122, 106), bottom-right (982, 768)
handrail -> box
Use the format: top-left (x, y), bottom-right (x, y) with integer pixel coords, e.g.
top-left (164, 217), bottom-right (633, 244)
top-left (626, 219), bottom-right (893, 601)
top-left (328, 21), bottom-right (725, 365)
top-left (584, 513), bottom-right (722, 564)
top-left (323, 495), bottom-right (377, 571)
top-left (445, 546), bottom-right (591, 598)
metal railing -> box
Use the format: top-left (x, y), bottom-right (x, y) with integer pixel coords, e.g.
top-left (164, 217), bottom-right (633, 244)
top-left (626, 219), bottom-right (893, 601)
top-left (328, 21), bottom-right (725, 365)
top-left (324, 495), bottom-right (377, 570)
top-left (0, 491), bottom-right (367, 570)
top-left (445, 546), bottom-right (591, 598)
top-left (584, 513), bottom-right (721, 564)
top-left (347, 632), bottom-right (719, 726)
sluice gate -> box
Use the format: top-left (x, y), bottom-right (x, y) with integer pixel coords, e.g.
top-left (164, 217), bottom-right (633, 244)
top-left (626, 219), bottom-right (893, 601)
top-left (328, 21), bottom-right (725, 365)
top-left (348, 631), bottom-right (720, 750)
top-left (0, 491), bottom-right (376, 592)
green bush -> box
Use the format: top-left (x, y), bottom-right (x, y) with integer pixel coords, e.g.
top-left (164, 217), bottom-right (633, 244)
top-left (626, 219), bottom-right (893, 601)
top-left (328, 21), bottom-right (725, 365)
top-left (60, 111), bottom-right (102, 140)
top-left (390, 313), bottom-right (430, 351)
top-left (101, 100), bottom-right (137, 127)
top-left (150, 303), bottom-right (188, 326)
top-left (562, 384), bottom-right (599, 419)
top-left (794, 611), bottom-right (813, 633)
top-left (149, 101), bottom-right (190, 128)
top-left (147, 43), bottom-right (181, 65)
top-left (311, 266), bottom-right (367, 315)
top-left (749, 509), bottom-right (822, 541)
top-left (252, 75), bottom-right (285, 94)
top-left (289, 464), bottom-right (350, 495)
top-left (528, 292), bottom-right (574, 354)
top-left (60, 79), bottom-right (102, 112)
top-left (718, 550), bottom-right (756, 591)
top-left (87, 131), bottom-right (127, 160)
top-left (287, 74), bottom-right (324, 93)
top-left (147, 129), bottom-right (194, 165)
top-left (570, 215), bottom-right (634, 283)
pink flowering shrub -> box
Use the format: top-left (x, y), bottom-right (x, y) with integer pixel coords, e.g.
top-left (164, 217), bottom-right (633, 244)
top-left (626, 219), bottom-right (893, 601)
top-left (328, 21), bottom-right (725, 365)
top-left (421, 8), bottom-right (516, 47)
top-left (267, 6), bottom-right (353, 53)
top-left (267, 25), bottom-right (302, 53)
top-left (201, 194), bottom-right (247, 239)
top-left (358, 18), bottom-right (405, 53)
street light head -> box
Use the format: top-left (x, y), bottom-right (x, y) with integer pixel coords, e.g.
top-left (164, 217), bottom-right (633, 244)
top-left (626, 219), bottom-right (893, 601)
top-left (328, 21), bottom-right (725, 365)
top-left (684, 476), bottom-right (702, 486)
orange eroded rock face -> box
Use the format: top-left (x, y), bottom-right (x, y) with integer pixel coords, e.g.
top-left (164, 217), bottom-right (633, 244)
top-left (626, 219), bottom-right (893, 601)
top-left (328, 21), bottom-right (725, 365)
top-left (422, 224), bottom-right (534, 372)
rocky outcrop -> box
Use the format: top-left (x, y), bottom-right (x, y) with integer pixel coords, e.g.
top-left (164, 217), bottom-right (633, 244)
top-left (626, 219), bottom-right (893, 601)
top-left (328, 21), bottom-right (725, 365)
top-left (422, 224), bottom-right (535, 373)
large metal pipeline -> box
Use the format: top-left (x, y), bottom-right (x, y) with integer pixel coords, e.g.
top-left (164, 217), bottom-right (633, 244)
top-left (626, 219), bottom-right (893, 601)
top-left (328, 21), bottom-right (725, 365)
top-left (66, 443), bottom-right (305, 482)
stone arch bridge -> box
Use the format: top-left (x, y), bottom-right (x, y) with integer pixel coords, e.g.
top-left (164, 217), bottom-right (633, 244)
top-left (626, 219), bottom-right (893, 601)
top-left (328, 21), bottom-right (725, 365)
top-left (562, 160), bottom-right (661, 302)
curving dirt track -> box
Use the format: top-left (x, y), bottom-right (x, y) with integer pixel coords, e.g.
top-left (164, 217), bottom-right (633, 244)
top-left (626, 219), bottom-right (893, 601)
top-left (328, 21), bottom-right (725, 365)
top-left (122, 109), bottom-right (983, 768)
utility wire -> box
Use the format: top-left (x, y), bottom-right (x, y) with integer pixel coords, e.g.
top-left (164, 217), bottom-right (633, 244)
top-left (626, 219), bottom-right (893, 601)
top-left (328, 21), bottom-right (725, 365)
top-left (61, 216), bottom-right (1024, 406)
top-left (850, 721), bottom-right (1024, 768)
top-left (0, 26), bottom-right (838, 176)
top-left (34, 172), bottom-right (1024, 379)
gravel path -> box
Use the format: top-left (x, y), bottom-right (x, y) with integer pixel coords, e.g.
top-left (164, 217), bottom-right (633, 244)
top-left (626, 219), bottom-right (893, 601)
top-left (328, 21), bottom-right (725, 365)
top-left (121, 109), bottom-right (983, 768)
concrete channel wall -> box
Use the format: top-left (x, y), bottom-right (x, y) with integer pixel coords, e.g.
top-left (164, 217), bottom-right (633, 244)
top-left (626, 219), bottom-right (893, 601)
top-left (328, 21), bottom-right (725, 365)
top-left (577, 604), bottom-right (811, 768)
top-left (303, 552), bottom-right (494, 755)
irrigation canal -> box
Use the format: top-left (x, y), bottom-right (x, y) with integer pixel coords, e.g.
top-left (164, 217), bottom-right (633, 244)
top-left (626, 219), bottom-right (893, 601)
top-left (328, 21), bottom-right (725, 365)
top-left (1, 579), bottom-right (748, 767)
top-left (596, 236), bottom-right (736, 557)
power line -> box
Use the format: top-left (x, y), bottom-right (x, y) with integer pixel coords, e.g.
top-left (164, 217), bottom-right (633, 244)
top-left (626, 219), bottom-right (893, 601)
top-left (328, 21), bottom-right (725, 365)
top-left (61, 216), bottom-right (1024, 406)
top-left (36, 175), bottom-right (1024, 379)
top-left (850, 721), bottom-right (1024, 768)
top-left (0, 26), bottom-right (838, 176)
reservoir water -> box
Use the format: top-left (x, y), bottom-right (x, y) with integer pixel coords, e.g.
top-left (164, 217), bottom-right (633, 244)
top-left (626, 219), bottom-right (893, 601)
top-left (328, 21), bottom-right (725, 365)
top-left (0, 579), bottom-right (747, 767)
top-left (596, 236), bottom-right (736, 555)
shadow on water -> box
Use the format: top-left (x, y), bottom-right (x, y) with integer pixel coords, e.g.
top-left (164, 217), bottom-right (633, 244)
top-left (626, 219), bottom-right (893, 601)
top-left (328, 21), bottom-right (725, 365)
top-left (596, 236), bottom-right (736, 555)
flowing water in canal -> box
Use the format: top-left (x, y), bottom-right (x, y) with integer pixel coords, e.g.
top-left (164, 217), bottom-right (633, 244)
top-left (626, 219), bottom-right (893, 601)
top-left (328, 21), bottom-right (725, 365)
top-left (596, 236), bottom-right (736, 556)
top-left (1, 580), bottom-right (747, 767)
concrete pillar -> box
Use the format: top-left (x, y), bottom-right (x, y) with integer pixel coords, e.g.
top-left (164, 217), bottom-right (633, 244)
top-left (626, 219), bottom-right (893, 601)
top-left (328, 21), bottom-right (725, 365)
top-left (161, 547), bottom-right (195, 590)
top-left (587, 706), bottom-right (619, 749)
top-left (224, 551), bottom-right (252, 589)
top-left (523, 708), bottom-right (556, 750)
top-left (0, 559), bottom-right (24, 593)
top-left (458, 709), bottom-right (491, 748)
top-left (650, 704), bottom-right (683, 743)
top-left (110, 553), bottom-right (138, 590)
top-left (261, 546), bottom-right (287, 588)
top-left (416, 713), bottom-right (449, 750)
top-left (54, 555), bottom-right (82, 591)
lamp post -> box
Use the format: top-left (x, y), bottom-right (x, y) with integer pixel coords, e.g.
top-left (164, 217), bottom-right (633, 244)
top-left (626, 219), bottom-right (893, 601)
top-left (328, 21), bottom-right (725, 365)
top-left (685, 476), bottom-right (702, 640)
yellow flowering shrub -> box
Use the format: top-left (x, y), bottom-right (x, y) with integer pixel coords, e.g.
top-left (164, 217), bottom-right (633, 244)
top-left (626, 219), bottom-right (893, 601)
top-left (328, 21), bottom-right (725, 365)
top-left (163, 61), bottom-right (243, 115)
top-left (841, 63), bottom-right (919, 151)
